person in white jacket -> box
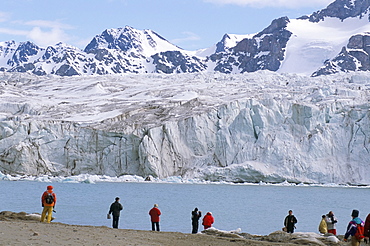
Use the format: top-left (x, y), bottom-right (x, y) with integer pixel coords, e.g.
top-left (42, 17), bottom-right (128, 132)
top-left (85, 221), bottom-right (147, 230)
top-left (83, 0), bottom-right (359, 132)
top-left (325, 211), bottom-right (338, 235)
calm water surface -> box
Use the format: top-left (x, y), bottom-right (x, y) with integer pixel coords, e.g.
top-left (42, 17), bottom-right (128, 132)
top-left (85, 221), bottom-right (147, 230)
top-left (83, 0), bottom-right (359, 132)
top-left (1, 181), bottom-right (369, 235)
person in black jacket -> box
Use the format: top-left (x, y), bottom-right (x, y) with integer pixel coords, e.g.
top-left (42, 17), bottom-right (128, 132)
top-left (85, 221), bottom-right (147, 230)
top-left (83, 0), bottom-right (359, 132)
top-left (284, 210), bottom-right (298, 233)
top-left (191, 207), bottom-right (202, 234)
top-left (108, 197), bottom-right (123, 228)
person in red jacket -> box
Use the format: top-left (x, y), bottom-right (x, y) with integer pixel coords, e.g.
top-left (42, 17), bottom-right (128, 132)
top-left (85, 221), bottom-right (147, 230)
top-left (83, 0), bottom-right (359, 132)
top-left (149, 204), bottom-right (161, 231)
top-left (202, 212), bottom-right (214, 230)
top-left (40, 185), bottom-right (56, 223)
top-left (364, 213), bottom-right (370, 243)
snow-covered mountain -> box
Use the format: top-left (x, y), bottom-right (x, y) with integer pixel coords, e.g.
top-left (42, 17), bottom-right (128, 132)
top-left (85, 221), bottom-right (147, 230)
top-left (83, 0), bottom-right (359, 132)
top-left (0, 27), bottom-right (206, 76)
top-left (84, 26), bottom-right (182, 56)
top-left (0, 71), bottom-right (369, 184)
top-left (288, 0), bottom-right (370, 75)
top-left (1, 0), bottom-right (370, 185)
top-left (1, 0), bottom-right (370, 76)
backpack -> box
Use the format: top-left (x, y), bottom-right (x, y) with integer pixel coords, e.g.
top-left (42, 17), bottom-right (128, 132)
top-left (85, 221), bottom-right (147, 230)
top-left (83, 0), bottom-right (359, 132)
top-left (45, 192), bottom-right (54, 205)
top-left (354, 223), bottom-right (365, 240)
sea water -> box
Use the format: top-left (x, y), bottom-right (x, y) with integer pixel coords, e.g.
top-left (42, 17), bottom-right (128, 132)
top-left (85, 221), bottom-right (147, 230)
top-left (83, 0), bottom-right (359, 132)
top-left (1, 180), bottom-right (370, 235)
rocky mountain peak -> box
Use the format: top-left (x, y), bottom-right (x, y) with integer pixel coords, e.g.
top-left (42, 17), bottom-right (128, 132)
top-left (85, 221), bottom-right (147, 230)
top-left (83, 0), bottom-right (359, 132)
top-left (255, 16), bottom-right (290, 37)
top-left (0, 41), bottom-right (18, 59)
top-left (209, 16), bottom-right (292, 74)
top-left (215, 34), bottom-right (231, 53)
top-left (8, 41), bottom-right (40, 66)
top-left (299, 0), bottom-right (370, 22)
top-left (84, 26), bottom-right (139, 53)
top-left (84, 26), bottom-right (177, 57)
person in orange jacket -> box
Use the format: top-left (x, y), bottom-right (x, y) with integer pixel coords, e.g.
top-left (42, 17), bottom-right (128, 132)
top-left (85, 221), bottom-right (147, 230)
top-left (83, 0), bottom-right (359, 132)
top-left (40, 185), bottom-right (56, 223)
top-left (149, 204), bottom-right (161, 231)
top-left (202, 212), bottom-right (214, 230)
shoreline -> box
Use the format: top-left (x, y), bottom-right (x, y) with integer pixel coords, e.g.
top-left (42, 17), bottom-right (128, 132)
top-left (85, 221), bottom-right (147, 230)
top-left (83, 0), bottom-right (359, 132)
top-left (0, 211), bottom-right (345, 245)
top-left (2, 172), bottom-right (370, 187)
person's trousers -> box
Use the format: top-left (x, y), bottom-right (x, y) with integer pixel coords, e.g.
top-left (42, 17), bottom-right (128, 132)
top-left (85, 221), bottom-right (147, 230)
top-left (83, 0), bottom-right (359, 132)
top-left (40, 206), bottom-right (53, 223)
top-left (152, 222), bottom-right (160, 231)
top-left (112, 215), bottom-right (120, 228)
top-left (287, 226), bottom-right (294, 233)
top-left (192, 221), bottom-right (199, 234)
top-left (351, 237), bottom-right (361, 246)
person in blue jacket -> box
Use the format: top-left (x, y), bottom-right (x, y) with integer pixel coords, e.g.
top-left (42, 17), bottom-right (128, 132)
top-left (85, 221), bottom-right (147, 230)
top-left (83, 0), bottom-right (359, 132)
top-left (344, 209), bottom-right (364, 245)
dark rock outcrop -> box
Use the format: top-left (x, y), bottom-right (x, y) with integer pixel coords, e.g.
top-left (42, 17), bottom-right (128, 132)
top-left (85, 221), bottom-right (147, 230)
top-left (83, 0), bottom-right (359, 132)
top-left (299, 0), bottom-right (370, 22)
top-left (312, 33), bottom-right (370, 76)
top-left (209, 17), bottom-right (292, 73)
top-left (151, 51), bottom-right (206, 74)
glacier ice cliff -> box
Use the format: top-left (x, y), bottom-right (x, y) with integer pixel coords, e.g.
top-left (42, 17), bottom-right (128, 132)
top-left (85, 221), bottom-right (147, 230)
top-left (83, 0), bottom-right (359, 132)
top-left (0, 71), bottom-right (369, 184)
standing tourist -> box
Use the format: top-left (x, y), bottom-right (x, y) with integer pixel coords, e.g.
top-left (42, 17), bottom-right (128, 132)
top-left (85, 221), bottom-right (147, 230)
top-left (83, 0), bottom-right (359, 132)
top-left (319, 215), bottom-right (328, 234)
top-left (202, 212), bottom-right (214, 230)
top-left (325, 211), bottom-right (338, 235)
top-left (40, 185), bottom-right (56, 223)
top-left (364, 213), bottom-right (370, 244)
top-left (284, 210), bottom-right (298, 233)
top-left (108, 197), bottom-right (123, 229)
top-left (344, 209), bottom-right (364, 246)
top-left (191, 207), bottom-right (202, 234)
top-left (149, 204), bottom-right (161, 231)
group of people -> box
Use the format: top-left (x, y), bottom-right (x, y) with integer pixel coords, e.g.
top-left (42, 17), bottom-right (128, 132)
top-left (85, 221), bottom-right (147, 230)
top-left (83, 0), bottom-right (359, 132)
top-left (318, 211), bottom-right (338, 235)
top-left (342, 209), bottom-right (370, 246)
top-left (107, 199), bottom-right (163, 231)
top-left (39, 186), bottom-right (370, 245)
top-left (107, 198), bottom-right (214, 234)
top-left (318, 209), bottom-right (370, 246)
top-left (191, 208), bottom-right (215, 233)
top-left (38, 186), bottom-right (214, 233)
top-left (284, 209), bottom-right (370, 246)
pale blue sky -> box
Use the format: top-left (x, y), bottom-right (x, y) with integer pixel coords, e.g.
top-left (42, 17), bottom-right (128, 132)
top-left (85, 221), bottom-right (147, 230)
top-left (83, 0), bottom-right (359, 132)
top-left (0, 0), bottom-right (333, 51)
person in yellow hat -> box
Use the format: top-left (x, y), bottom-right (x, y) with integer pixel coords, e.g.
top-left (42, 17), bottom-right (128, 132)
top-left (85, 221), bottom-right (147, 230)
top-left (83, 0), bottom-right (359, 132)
top-left (40, 185), bottom-right (56, 223)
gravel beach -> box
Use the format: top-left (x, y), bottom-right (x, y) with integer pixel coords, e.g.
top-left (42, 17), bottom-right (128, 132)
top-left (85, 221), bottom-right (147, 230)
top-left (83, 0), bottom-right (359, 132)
top-left (0, 211), bottom-right (346, 246)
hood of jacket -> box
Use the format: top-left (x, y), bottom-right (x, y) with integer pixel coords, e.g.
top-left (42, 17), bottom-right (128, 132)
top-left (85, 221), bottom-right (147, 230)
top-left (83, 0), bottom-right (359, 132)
top-left (353, 217), bottom-right (363, 224)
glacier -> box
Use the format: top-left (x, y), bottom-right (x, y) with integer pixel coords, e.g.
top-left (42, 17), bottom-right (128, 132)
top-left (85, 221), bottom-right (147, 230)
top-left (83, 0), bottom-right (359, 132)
top-left (0, 71), bottom-right (369, 185)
